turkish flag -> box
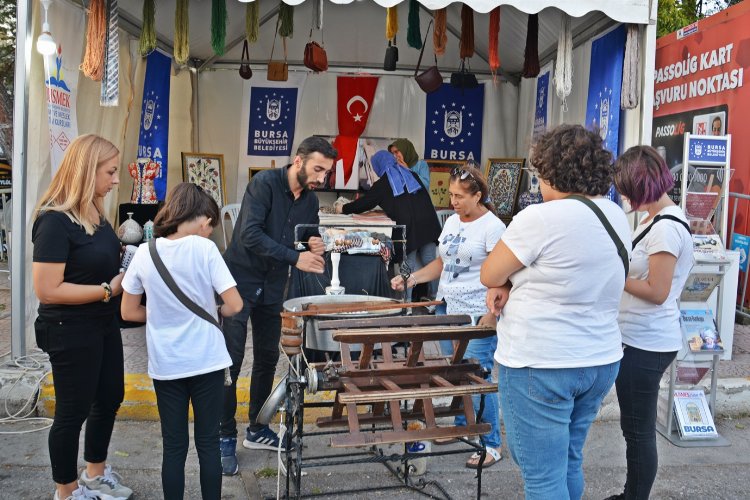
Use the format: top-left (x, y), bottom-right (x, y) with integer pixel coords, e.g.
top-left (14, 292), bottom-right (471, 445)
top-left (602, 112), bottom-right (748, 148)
top-left (334, 76), bottom-right (379, 184)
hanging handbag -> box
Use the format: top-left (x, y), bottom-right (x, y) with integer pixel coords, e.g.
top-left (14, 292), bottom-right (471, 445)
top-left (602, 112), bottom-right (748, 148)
top-left (267, 18), bottom-right (289, 82)
top-left (239, 40), bottom-right (253, 80)
top-left (384, 37), bottom-right (398, 71)
top-left (414, 20), bottom-right (442, 94)
top-left (147, 239), bottom-right (233, 386)
top-left (450, 58), bottom-right (479, 90)
top-left (304, 30), bottom-right (328, 72)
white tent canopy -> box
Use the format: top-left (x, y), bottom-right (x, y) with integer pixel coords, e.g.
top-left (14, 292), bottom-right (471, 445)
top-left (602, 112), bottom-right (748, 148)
top-left (10, 0), bottom-right (658, 356)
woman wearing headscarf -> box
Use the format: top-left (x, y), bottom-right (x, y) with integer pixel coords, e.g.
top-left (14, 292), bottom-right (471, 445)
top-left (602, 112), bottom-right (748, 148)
top-left (389, 138), bottom-right (430, 189)
top-left (336, 150), bottom-right (441, 302)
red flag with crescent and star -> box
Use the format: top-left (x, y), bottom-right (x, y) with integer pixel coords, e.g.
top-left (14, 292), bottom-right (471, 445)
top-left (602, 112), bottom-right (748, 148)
top-left (333, 76), bottom-right (379, 184)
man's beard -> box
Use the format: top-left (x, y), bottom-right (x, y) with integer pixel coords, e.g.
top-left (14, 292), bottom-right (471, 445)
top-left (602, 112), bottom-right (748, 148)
top-left (296, 162), bottom-right (319, 190)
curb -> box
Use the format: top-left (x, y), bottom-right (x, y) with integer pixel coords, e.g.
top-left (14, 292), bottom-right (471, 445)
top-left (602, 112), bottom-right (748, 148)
top-left (37, 373), bottom-right (336, 423)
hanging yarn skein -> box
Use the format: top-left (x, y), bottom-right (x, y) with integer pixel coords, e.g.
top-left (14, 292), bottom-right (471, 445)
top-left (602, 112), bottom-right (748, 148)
top-left (621, 24), bottom-right (641, 109)
top-left (459, 5), bottom-right (475, 59)
top-left (522, 14), bottom-right (540, 78)
top-left (433, 9), bottom-right (447, 56)
top-left (174, 0), bottom-right (189, 65)
top-left (489, 7), bottom-right (500, 79)
top-left (139, 0), bottom-right (156, 56)
top-left (211, 0), bottom-right (227, 55)
top-left (386, 7), bottom-right (398, 41)
top-left (407, 0), bottom-right (422, 49)
top-left (554, 13), bottom-right (573, 106)
top-left (279, 3), bottom-right (294, 38)
top-left (312, 0), bottom-right (323, 31)
top-left (247, 1), bottom-right (259, 43)
top-left (81, 0), bottom-right (107, 80)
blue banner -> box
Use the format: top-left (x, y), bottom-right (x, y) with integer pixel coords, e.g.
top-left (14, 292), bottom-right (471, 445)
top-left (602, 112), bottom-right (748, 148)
top-left (732, 234), bottom-right (750, 272)
top-left (424, 84), bottom-right (484, 163)
top-left (137, 51), bottom-right (171, 201)
top-left (247, 87), bottom-right (299, 156)
top-left (586, 25), bottom-right (626, 156)
top-left (533, 68), bottom-right (550, 142)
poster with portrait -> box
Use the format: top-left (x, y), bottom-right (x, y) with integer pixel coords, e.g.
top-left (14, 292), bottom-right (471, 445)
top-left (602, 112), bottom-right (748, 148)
top-left (485, 158), bottom-right (525, 223)
top-left (181, 153), bottom-right (226, 208)
top-left (426, 160), bottom-right (465, 209)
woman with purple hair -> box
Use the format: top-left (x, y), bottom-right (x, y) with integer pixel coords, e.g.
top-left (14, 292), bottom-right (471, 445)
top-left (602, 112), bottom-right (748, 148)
top-left (607, 145), bottom-right (694, 500)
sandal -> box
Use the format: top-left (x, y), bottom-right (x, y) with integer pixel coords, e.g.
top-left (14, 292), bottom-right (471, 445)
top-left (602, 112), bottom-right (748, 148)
top-left (465, 447), bottom-right (502, 469)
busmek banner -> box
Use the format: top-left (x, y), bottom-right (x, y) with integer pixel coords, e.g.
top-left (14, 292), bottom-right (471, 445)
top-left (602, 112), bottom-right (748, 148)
top-left (424, 84), bottom-right (484, 163)
top-left (652, 1), bottom-right (749, 232)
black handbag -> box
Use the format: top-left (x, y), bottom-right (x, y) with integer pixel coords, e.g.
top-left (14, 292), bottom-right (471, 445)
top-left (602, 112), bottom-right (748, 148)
top-left (414, 20), bottom-right (442, 94)
top-left (384, 38), bottom-right (398, 71)
top-left (450, 59), bottom-right (479, 90)
top-left (239, 40), bottom-right (253, 80)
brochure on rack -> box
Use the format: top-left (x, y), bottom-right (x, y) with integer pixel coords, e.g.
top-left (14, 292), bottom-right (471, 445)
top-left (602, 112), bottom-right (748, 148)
top-left (673, 389), bottom-right (719, 440)
top-left (680, 309), bottom-right (724, 353)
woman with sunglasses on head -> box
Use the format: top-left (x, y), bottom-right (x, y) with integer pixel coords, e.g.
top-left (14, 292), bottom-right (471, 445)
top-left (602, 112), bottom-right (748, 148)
top-left (336, 150), bottom-right (441, 301)
top-left (391, 162), bottom-right (506, 469)
top-left (480, 125), bottom-right (631, 499)
top-left (606, 146), bottom-right (693, 500)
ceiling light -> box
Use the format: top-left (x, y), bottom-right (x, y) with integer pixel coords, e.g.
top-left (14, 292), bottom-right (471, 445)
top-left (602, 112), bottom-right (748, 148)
top-left (37, 0), bottom-right (57, 56)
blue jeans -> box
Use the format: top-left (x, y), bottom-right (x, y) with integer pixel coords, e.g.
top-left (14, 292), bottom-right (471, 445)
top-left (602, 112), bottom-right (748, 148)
top-left (438, 307), bottom-right (501, 449)
top-left (615, 345), bottom-right (676, 500)
top-left (405, 242), bottom-right (438, 301)
top-left (498, 361), bottom-right (620, 500)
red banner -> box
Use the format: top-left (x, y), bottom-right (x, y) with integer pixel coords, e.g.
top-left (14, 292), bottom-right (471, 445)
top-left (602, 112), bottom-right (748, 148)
top-left (334, 76), bottom-right (379, 184)
top-left (653, 1), bottom-right (750, 235)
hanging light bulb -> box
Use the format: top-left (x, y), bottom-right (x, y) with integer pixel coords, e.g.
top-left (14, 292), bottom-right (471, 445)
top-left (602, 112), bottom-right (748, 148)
top-left (37, 0), bottom-right (57, 56)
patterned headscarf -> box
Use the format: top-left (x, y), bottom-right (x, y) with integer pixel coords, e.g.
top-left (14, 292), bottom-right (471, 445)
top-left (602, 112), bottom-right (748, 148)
top-left (371, 150), bottom-right (422, 197)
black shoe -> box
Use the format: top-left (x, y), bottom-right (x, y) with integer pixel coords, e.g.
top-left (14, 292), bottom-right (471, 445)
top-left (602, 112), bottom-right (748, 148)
top-left (603, 494), bottom-right (625, 500)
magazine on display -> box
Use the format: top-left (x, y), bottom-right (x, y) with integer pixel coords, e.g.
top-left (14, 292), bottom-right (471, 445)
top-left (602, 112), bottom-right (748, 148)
top-left (692, 234), bottom-right (727, 262)
top-left (680, 273), bottom-right (722, 302)
top-left (673, 390), bottom-right (719, 440)
top-left (680, 309), bottom-right (724, 353)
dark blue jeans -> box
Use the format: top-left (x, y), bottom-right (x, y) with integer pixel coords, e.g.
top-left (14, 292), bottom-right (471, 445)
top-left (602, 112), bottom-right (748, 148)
top-left (615, 345), bottom-right (676, 500)
top-left (221, 299), bottom-right (282, 437)
top-left (153, 370), bottom-right (224, 500)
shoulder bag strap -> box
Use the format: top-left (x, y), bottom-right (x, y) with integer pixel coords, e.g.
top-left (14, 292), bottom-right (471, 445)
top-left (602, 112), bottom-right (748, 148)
top-left (566, 195), bottom-right (630, 277)
top-left (148, 239), bottom-right (222, 331)
top-left (269, 15), bottom-right (280, 62)
top-left (632, 214), bottom-right (692, 249)
top-left (242, 39), bottom-right (249, 62)
top-left (414, 19), bottom-right (434, 77)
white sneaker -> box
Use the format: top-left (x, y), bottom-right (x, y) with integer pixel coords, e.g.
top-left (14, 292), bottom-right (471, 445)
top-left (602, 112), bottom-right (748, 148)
top-left (79, 465), bottom-right (132, 500)
top-left (53, 485), bottom-right (100, 500)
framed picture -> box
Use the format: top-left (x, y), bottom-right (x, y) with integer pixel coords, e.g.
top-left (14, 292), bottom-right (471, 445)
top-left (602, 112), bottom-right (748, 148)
top-left (248, 166), bottom-right (273, 184)
top-left (425, 160), bottom-right (465, 209)
top-left (484, 158), bottom-right (525, 223)
top-left (181, 152), bottom-right (226, 208)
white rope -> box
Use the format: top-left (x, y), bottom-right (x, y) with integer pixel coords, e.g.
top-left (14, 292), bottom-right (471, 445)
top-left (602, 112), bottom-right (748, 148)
top-left (276, 410), bottom-right (286, 500)
top-left (621, 24), bottom-right (641, 110)
top-left (0, 349), bottom-right (54, 434)
top-left (554, 13), bottom-right (573, 110)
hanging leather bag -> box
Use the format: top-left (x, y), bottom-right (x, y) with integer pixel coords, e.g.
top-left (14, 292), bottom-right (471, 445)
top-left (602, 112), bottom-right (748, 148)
top-left (239, 40), bottom-right (253, 80)
top-left (450, 58), bottom-right (479, 90)
top-left (304, 29), bottom-right (328, 72)
top-left (267, 18), bottom-right (289, 81)
top-left (384, 37), bottom-right (398, 71)
top-left (414, 20), bottom-right (442, 94)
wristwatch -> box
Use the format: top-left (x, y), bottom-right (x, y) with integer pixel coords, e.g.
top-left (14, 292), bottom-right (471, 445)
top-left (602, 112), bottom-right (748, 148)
top-left (101, 282), bottom-right (112, 303)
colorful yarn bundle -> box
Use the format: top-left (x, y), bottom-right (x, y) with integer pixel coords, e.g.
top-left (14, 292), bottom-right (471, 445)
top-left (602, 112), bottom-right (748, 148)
top-left (174, 0), bottom-right (189, 65)
top-left (81, 0), bottom-right (107, 80)
top-left (138, 0), bottom-right (156, 56)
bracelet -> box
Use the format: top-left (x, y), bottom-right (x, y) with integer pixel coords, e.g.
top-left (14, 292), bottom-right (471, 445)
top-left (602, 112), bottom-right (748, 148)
top-left (409, 275), bottom-right (418, 287)
top-left (101, 282), bottom-right (112, 303)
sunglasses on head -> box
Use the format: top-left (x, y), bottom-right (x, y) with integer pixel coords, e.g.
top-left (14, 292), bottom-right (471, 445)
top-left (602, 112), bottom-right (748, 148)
top-left (451, 167), bottom-right (475, 180)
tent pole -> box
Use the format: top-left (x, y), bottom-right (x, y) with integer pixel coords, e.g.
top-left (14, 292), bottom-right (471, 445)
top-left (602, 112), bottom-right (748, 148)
top-left (11, 0), bottom-right (32, 359)
top-left (640, 1), bottom-right (658, 146)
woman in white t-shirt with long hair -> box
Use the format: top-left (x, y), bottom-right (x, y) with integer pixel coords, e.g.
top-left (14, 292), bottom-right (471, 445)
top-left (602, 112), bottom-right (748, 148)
top-left (121, 183), bottom-right (243, 500)
top-left (606, 146), bottom-right (693, 500)
top-left (391, 163), bottom-right (506, 469)
top-left (480, 125), bottom-right (631, 499)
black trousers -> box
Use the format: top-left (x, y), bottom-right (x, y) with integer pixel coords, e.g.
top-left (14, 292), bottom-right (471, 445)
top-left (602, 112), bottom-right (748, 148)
top-left (153, 370), bottom-right (224, 500)
top-left (615, 345), bottom-right (677, 500)
top-left (221, 299), bottom-right (282, 438)
top-left (34, 315), bottom-right (124, 485)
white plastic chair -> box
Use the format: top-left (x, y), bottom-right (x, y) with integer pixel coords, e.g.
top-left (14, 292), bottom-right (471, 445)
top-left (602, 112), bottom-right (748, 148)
top-left (220, 203), bottom-right (241, 250)
top-left (435, 209), bottom-right (455, 228)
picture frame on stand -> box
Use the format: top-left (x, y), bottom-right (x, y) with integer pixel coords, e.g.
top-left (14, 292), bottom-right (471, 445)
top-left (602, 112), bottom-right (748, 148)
top-left (181, 152), bottom-right (226, 208)
top-left (425, 159), bottom-right (465, 209)
top-left (484, 158), bottom-right (525, 223)
top-left (248, 166), bottom-right (274, 184)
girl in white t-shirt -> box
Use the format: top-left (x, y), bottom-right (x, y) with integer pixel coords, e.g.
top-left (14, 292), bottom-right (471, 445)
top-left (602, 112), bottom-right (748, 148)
top-left (121, 183), bottom-right (242, 500)
top-left (480, 125), bottom-right (631, 499)
top-left (608, 146), bottom-right (693, 500)
top-left (391, 163), bottom-right (505, 470)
